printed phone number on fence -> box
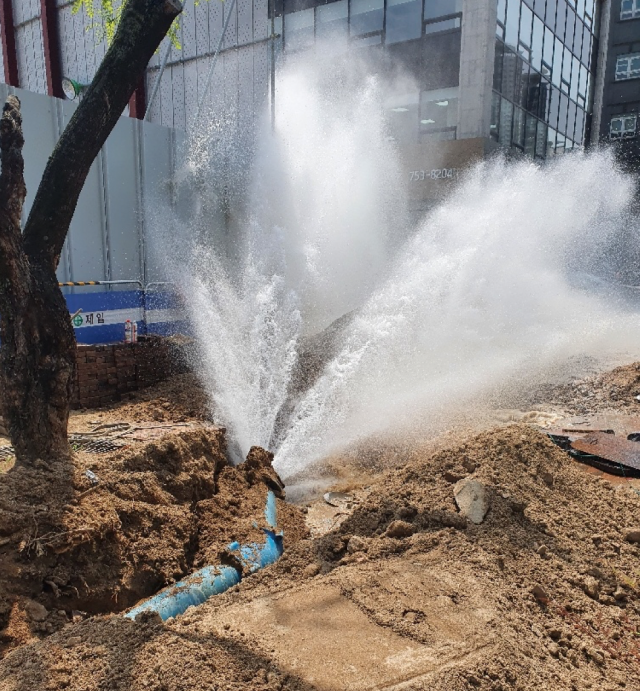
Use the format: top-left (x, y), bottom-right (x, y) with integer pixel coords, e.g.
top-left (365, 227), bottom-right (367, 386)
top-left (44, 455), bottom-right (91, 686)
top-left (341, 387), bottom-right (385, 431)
top-left (409, 168), bottom-right (460, 182)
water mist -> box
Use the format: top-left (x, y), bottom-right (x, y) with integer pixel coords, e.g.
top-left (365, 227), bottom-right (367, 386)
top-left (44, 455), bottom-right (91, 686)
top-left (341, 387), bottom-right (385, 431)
top-left (149, 48), bottom-right (640, 478)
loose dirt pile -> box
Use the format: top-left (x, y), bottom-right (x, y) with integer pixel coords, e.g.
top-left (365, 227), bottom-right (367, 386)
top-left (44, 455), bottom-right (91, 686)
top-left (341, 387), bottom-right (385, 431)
top-left (515, 361), bottom-right (640, 416)
top-left (1, 424), bottom-right (639, 690)
top-left (0, 430), bottom-right (307, 657)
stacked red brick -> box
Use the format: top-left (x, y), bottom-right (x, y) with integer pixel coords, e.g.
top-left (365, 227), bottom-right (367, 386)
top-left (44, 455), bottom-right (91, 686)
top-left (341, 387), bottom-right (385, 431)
top-left (73, 338), bottom-right (177, 409)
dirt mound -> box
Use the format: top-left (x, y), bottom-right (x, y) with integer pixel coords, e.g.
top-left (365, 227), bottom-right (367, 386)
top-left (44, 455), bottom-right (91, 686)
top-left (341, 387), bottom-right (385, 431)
top-left (517, 361), bottom-right (640, 416)
top-left (0, 430), bottom-right (307, 657)
top-left (2, 425), bottom-right (640, 690)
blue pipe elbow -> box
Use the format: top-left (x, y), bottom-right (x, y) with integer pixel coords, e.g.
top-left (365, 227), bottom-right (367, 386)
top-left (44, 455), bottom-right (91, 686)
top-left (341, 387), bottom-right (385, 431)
top-left (124, 491), bottom-right (283, 622)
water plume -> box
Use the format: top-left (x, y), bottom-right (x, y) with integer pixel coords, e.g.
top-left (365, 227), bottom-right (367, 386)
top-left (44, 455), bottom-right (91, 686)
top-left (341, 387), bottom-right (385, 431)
top-left (150, 47), bottom-right (640, 477)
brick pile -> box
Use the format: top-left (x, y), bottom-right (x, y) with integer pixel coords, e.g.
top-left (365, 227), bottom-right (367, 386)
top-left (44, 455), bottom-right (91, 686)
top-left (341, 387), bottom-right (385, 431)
top-left (73, 337), bottom-right (182, 409)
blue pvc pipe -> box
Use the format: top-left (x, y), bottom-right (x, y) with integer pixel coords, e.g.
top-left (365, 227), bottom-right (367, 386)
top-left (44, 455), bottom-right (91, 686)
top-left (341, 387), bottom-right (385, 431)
top-left (125, 491), bottom-right (283, 621)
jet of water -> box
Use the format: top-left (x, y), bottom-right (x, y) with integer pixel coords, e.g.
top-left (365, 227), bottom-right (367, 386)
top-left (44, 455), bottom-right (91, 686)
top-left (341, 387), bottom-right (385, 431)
top-left (150, 48), bottom-right (640, 478)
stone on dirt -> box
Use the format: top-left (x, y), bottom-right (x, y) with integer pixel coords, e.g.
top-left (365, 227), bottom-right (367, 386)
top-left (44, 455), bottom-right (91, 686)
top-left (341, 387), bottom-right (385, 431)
top-left (623, 529), bottom-right (640, 544)
top-left (347, 536), bottom-right (367, 554)
top-left (23, 599), bottom-right (48, 622)
top-left (385, 520), bottom-right (414, 539)
top-left (453, 478), bottom-right (490, 524)
top-left (583, 576), bottom-right (600, 600)
top-left (303, 563), bottom-right (320, 578)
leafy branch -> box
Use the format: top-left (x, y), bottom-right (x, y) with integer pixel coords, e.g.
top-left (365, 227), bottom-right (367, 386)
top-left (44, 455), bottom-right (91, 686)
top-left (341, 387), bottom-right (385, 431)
top-left (72, 0), bottom-right (213, 49)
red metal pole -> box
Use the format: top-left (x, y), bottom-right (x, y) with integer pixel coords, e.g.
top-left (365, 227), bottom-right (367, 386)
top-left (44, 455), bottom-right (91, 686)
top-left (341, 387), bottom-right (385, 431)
top-left (129, 78), bottom-right (146, 119)
top-left (40, 0), bottom-right (63, 98)
top-left (0, 0), bottom-right (19, 87)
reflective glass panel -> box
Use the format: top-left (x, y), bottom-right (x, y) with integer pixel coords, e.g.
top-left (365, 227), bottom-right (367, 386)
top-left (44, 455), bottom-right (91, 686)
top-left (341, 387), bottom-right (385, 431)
top-left (525, 114), bottom-right (537, 155)
top-left (551, 37), bottom-right (563, 87)
top-left (570, 56), bottom-right (580, 100)
top-left (513, 106), bottom-right (526, 146)
top-left (545, 0), bottom-right (558, 29)
top-left (547, 86), bottom-right (560, 127)
top-left (566, 98), bottom-right (577, 140)
top-left (572, 18), bottom-right (584, 58)
top-left (520, 3), bottom-right (533, 46)
top-left (543, 26), bottom-right (554, 66)
top-left (538, 78), bottom-right (551, 118)
top-left (497, 0), bottom-right (507, 23)
top-left (562, 46), bottom-right (572, 85)
top-left (505, 0), bottom-right (520, 46)
top-left (531, 16), bottom-right (544, 70)
top-left (420, 87), bottom-right (459, 130)
top-left (555, 0), bottom-right (567, 38)
top-left (491, 90), bottom-right (501, 139)
top-left (574, 107), bottom-right (585, 143)
top-left (558, 92), bottom-right (569, 134)
top-left (565, 6), bottom-right (576, 51)
top-left (494, 40), bottom-right (505, 92)
top-left (386, 0), bottom-right (422, 43)
top-left (580, 24), bottom-right (590, 64)
top-left (350, 0), bottom-right (384, 36)
top-left (547, 127), bottom-right (557, 156)
top-left (533, 0), bottom-right (546, 19)
top-left (502, 46), bottom-right (520, 101)
top-left (285, 9), bottom-right (315, 51)
top-left (424, 0), bottom-right (461, 20)
top-left (535, 119), bottom-right (548, 156)
top-left (317, 1), bottom-right (349, 44)
top-left (499, 97), bottom-right (514, 146)
top-left (517, 61), bottom-right (531, 109)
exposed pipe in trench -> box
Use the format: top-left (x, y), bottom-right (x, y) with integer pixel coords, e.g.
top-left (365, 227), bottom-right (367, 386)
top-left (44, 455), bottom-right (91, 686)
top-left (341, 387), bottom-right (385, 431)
top-left (125, 491), bottom-right (283, 621)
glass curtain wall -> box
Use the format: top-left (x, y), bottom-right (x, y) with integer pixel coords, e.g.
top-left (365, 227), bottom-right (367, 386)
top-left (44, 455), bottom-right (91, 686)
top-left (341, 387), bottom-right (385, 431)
top-left (492, 0), bottom-right (598, 158)
top-left (283, 0), bottom-right (461, 52)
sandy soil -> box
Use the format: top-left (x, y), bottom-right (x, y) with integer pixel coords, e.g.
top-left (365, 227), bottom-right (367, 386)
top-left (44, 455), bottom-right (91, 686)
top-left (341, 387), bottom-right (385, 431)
top-left (1, 365), bottom-right (640, 689)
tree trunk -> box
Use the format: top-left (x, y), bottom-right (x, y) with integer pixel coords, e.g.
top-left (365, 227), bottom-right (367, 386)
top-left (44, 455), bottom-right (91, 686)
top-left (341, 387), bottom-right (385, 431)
top-left (0, 0), bottom-right (182, 467)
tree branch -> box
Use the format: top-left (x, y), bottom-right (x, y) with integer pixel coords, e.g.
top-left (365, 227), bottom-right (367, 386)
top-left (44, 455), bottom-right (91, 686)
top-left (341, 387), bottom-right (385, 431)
top-left (22, 0), bottom-right (182, 269)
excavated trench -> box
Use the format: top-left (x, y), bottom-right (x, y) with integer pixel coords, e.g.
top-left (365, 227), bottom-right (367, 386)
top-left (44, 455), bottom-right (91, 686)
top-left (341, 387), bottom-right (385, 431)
top-left (0, 428), bottom-right (308, 656)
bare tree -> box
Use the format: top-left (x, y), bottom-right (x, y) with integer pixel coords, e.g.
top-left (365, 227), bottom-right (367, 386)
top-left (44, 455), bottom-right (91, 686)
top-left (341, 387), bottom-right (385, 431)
top-left (0, 0), bottom-right (182, 466)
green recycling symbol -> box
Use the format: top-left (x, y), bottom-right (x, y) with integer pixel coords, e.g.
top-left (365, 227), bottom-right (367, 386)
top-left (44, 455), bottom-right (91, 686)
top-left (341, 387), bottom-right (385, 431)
top-left (72, 314), bottom-right (84, 327)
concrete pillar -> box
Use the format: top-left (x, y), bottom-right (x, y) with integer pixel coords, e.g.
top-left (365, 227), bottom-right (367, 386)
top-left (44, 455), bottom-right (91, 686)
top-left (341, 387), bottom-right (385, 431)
top-left (457, 0), bottom-right (497, 139)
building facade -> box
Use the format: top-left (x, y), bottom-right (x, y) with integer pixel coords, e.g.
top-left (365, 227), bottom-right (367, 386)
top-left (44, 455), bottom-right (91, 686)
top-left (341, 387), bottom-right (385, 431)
top-left (594, 0), bottom-right (640, 171)
top-left (0, 0), bottom-right (631, 203)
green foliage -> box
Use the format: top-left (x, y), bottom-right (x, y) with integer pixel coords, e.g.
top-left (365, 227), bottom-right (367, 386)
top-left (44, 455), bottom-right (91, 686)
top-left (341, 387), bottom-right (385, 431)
top-left (72, 0), bottom-right (213, 50)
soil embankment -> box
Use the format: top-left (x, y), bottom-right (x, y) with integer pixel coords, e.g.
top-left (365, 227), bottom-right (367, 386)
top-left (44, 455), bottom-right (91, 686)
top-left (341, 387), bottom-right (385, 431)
top-left (0, 428), bottom-right (307, 657)
top-left (1, 421), bottom-right (639, 690)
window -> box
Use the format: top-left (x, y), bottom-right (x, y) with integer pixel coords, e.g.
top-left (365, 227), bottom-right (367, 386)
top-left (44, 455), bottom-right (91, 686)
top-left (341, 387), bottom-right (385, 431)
top-left (519, 3), bottom-right (533, 46)
top-left (615, 54), bottom-right (640, 81)
top-left (350, 0), bottom-right (384, 36)
top-left (284, 9), bottom-right (314, 51)
top-left (499, 97), bottom-right (514, 146)
top-left (317, 1), bottom-right (348, 45)
top-left (504, 0), bottom-right (520, 45)
top-left (610, 115), bottom-right (637, 139)
top-left (386, 0), bottom-right (422, 43)
top-left (424, 0), bottom-right (461, 21)
top-left (419, 87), bottom-right (459, 132)
top-left (513, 106), bottom-right (526, 147)
top-left (535, 119), bottom-right (548, 157)
top-left (621, 0), bottom-right (640, 20)
top-left (530, 15), bottom-right (544, 70)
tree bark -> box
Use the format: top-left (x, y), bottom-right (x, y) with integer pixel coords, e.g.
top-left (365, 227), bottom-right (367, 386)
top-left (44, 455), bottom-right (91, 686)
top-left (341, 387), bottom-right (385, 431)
top-left (0, 0), bottom-right (182, 466)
